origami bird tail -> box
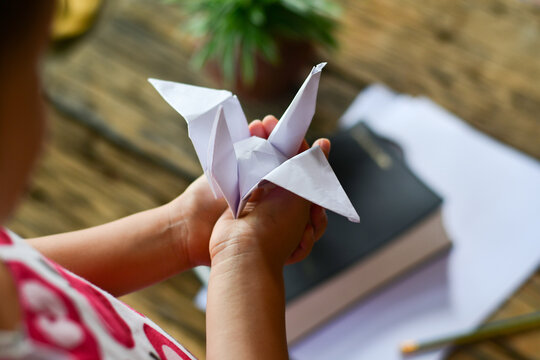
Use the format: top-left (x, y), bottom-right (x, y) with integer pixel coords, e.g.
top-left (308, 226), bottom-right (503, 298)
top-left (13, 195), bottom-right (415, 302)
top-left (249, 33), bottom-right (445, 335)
top-left (268, 62), bottom-right (326, 158)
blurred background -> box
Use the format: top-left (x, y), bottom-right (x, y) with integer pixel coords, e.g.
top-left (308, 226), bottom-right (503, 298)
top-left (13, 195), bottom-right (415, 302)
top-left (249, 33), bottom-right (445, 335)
top-left (7, 0), bottom-right (540, 358)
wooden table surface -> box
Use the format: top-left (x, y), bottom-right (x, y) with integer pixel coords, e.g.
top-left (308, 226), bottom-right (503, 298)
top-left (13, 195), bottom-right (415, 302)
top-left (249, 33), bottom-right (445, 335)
top-left (8, 0), bottom-right (540, 358)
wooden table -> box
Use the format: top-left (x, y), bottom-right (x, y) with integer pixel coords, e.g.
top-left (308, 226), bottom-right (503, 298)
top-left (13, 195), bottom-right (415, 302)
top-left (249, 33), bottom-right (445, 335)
top-left (9, 0), bottom-right (540, 358)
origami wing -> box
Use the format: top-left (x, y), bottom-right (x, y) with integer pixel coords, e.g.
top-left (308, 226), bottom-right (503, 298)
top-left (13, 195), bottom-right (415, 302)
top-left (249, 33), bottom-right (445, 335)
top-left (148, 78), bottom-right (250, 171)
top-left (262, 146), bottom-right (360, 222)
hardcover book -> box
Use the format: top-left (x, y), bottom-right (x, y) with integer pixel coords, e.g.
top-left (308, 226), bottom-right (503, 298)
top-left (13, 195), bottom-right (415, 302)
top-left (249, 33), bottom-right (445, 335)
top-left (284, 122), bottom-right (451, 343)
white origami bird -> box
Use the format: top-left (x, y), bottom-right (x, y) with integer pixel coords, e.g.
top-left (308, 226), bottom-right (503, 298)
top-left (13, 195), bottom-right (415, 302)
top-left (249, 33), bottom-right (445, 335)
top-left (149, 63), bottom-right (359, 222)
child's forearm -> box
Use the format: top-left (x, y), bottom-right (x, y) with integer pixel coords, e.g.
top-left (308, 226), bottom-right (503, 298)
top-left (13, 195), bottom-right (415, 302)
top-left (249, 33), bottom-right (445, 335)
top-left (206, 248), bottom-right (289, 360)
top-left (26, 203), bottom-right (190, 296)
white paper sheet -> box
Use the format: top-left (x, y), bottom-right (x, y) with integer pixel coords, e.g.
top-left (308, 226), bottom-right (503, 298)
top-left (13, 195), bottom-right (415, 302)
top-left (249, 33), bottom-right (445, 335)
top-left (149, 63), bottom-right (359, 222)
top-left (290, 85), bottom-right (540, 359)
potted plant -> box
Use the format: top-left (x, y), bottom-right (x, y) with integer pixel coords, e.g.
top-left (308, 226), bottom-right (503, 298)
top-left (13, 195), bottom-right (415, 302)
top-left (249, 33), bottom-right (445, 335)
top-left (174, 0), bottom-right (340, 98)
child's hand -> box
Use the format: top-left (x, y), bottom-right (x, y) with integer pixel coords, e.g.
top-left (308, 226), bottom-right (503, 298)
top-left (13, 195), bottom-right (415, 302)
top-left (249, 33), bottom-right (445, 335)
top-left (168, 115), bottom-right (328, 269)
top-left (208, 115), bottom-right (330, 270)
top-left (167, 174), bottom-right (227, 267)
top-left (205, 117), bottom-right (330, 359)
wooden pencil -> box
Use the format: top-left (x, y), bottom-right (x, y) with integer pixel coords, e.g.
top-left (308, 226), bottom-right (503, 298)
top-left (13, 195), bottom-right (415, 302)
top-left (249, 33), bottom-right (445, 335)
top-left (400, 310), bottom-right (540, 355)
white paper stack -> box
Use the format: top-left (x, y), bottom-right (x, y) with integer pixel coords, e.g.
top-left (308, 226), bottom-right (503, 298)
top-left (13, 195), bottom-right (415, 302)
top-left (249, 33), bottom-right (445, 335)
top-left (290, 85), bottom-right (540, 359)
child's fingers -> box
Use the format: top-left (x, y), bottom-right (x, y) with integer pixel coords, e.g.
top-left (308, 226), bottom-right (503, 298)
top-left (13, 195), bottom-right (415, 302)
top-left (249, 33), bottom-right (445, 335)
top-left (248, 119), bottom-right (265, 138)
top-left (286, 205), bottom-right (327, 265)
top-left (312, 138), bottom-right (331, 158)
top-left (248, 187), bottom-right (265, 203)
top-left (298, 139), bottom-right (310, 153)
top-left (262, 115), bottom-right (278, 137)
top-left (287, 224), bottom-right (316, 264)
top-left (310, 205), bottom-right (328, 242)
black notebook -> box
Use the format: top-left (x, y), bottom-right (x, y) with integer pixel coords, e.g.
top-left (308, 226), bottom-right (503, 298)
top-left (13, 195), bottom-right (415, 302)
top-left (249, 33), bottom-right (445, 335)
top-left (284, 122), bottom-right (451, 343)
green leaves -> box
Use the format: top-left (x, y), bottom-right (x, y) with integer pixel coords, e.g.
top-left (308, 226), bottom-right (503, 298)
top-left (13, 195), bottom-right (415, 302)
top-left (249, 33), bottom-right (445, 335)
top-left (175, 0), bottom-right (340, 85)
top-left (249, 6), bottom-right (266, 26)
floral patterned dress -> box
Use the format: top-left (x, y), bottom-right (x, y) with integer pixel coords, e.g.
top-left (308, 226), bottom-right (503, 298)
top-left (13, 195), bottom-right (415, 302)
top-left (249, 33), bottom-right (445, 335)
top-left (0, 228), bottom-right (195, 360)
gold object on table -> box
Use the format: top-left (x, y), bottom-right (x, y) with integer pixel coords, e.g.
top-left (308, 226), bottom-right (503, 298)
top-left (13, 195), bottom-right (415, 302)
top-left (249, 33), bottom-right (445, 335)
top-left (52, 0), bottom-right (102, 40)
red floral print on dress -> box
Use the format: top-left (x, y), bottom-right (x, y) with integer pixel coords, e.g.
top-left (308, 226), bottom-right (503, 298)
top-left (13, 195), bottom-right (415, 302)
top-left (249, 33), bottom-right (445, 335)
top-left (53, 263), bottom-right (136, 349)
top-left (143, 323), bottom-right (192, 360)
top-left (0, 228), bottom-right (12, 245)
top-left (7, 261), bottom-right (101, 359)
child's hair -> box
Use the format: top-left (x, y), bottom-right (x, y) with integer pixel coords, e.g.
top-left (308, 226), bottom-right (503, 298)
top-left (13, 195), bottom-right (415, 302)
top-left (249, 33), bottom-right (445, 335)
top-left (0, 1), bottom-right (54, 222)
top-left (0, 1), bottom-right (54, 70)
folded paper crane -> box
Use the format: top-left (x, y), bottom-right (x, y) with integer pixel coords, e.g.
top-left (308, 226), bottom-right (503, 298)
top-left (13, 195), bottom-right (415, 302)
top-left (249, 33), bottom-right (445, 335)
top-left (149, 63), bottom-right (359, 222)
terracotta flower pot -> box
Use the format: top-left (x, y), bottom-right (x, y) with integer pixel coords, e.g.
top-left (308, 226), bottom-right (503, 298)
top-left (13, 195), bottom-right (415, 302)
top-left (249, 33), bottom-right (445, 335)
top-left (206, 39), bottom-right (315, 100)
